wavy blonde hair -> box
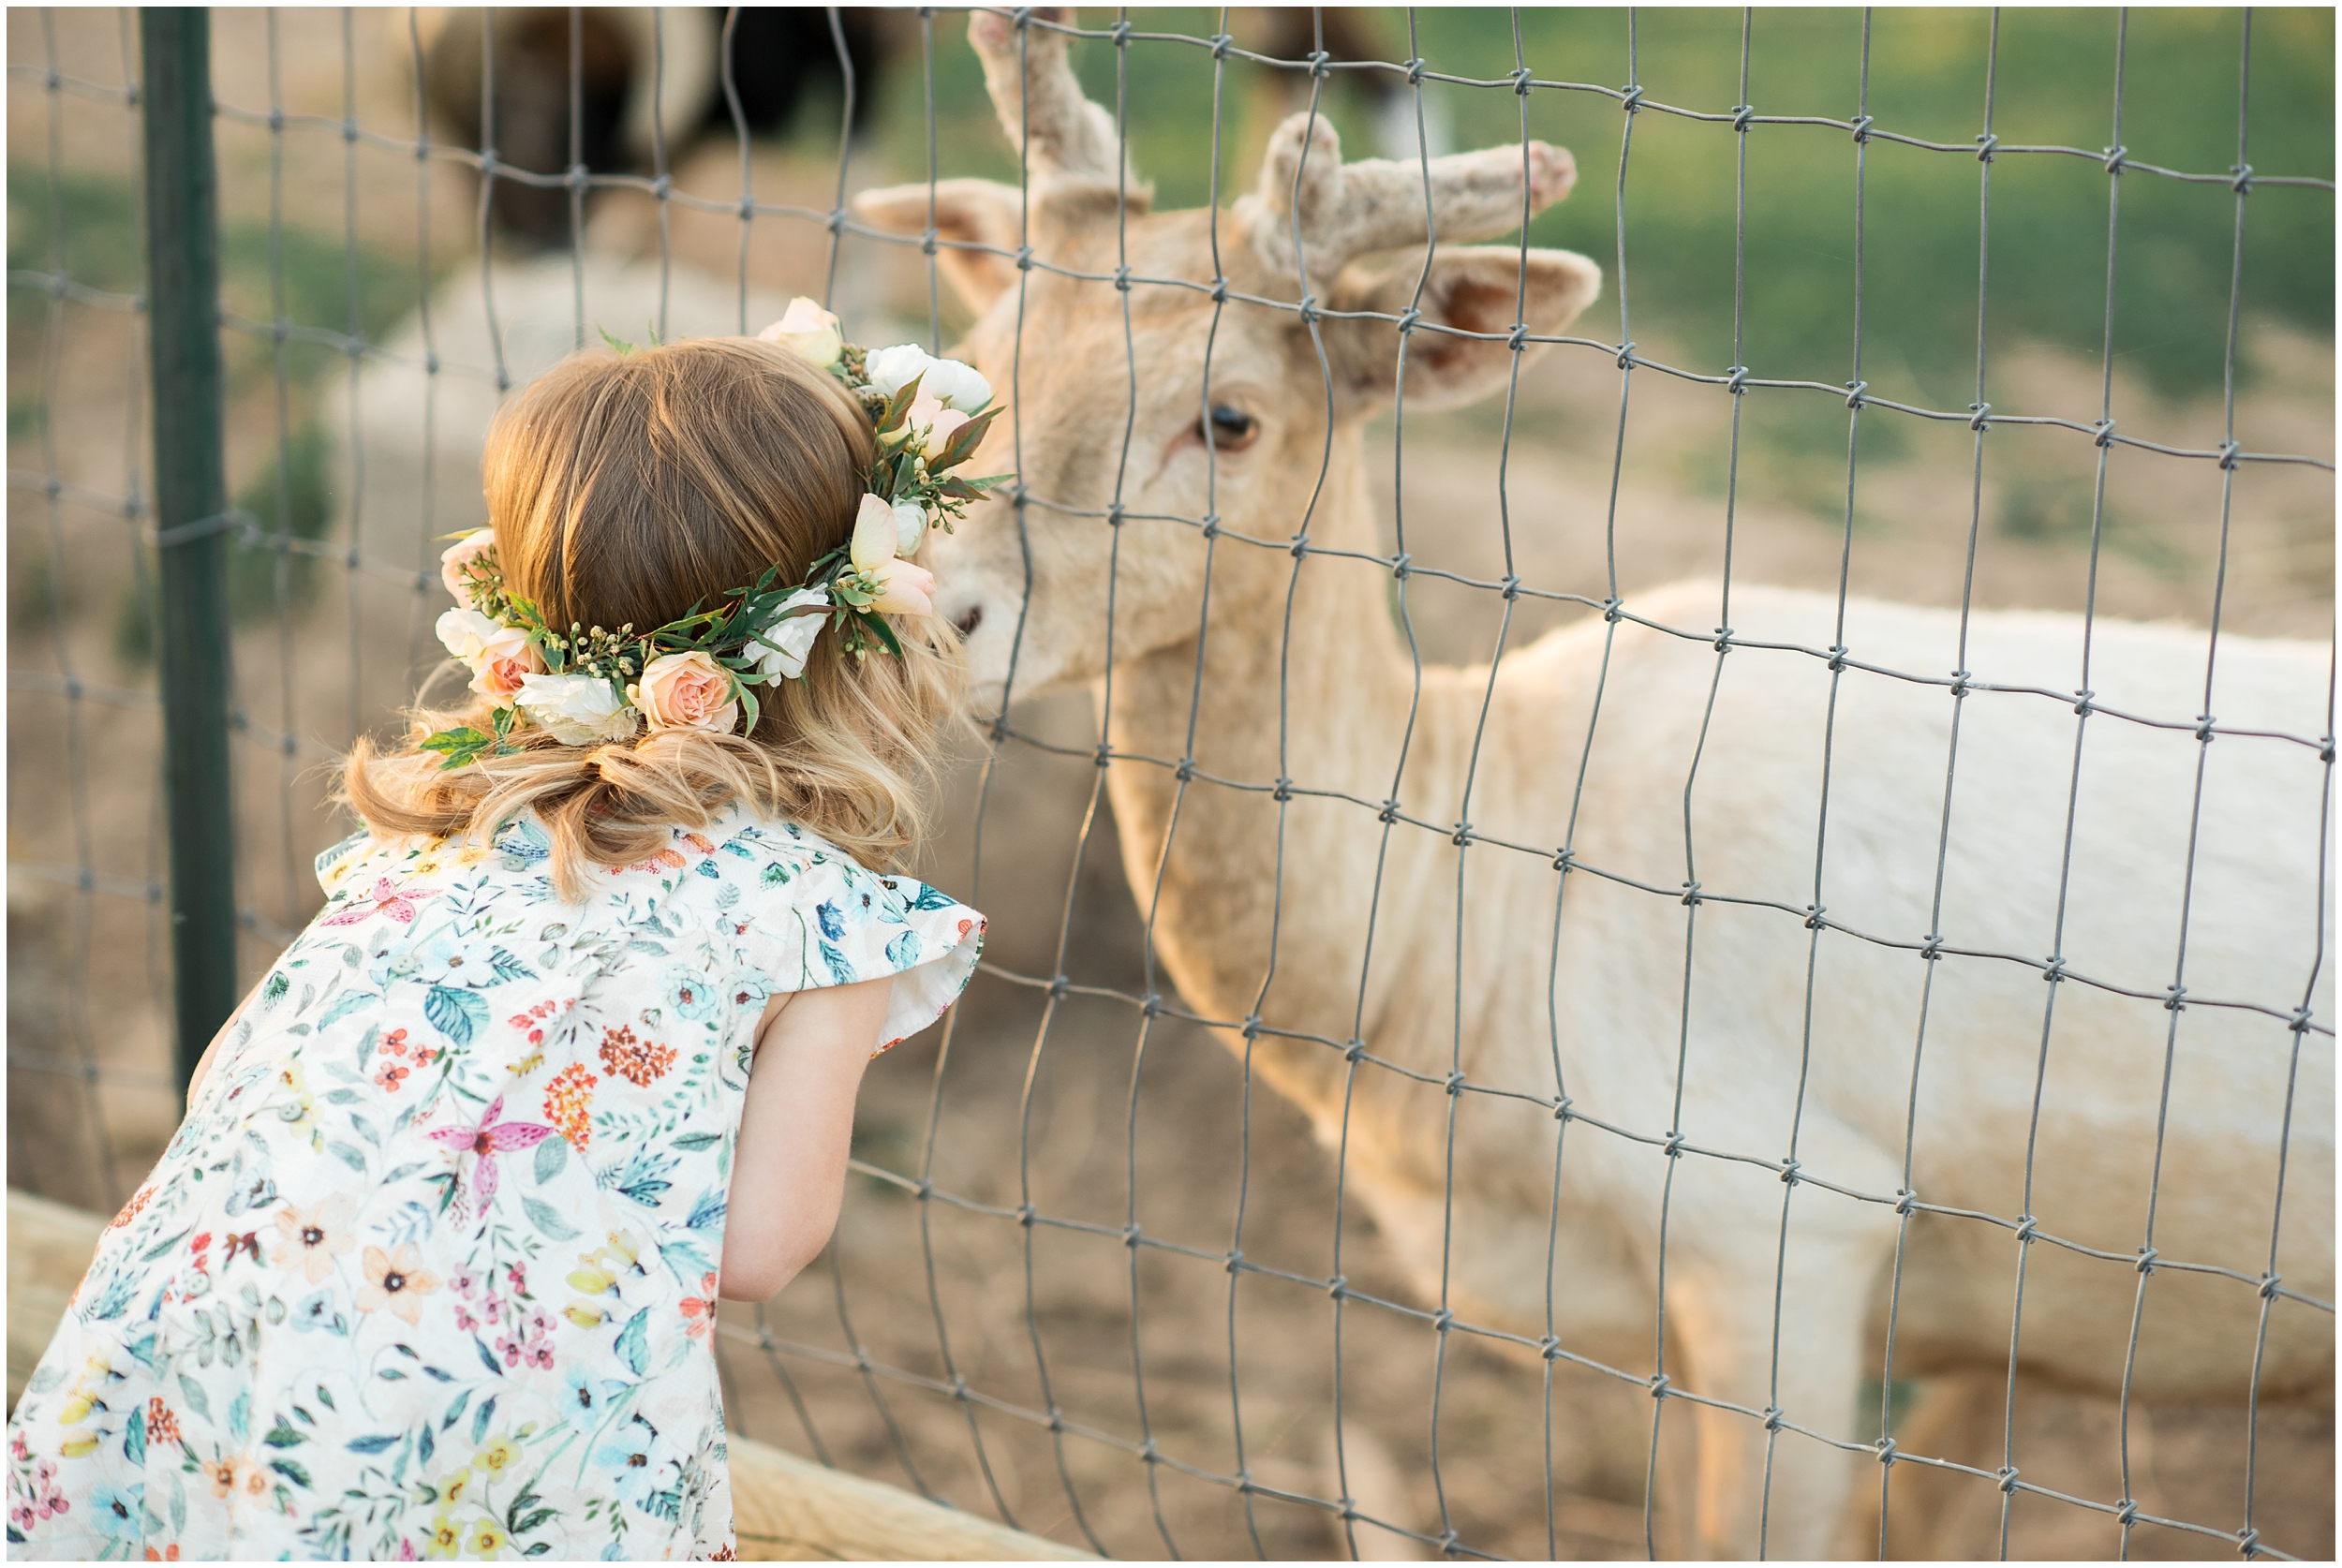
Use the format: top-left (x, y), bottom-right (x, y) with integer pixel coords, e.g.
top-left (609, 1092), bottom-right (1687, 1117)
top-left (344, 336), bottom-right (966, 897)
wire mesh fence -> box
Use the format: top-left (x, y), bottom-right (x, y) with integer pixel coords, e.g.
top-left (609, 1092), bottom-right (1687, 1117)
top-left (7, 6), bottom-right (2335, 1560)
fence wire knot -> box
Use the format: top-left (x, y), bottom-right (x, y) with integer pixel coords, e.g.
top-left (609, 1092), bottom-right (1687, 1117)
top-left (1615, 339), bottom-right (1638, 370)
top-left (1679, 880), bottom-right (1702, 907)
top-left (1967, 402), bottom-right (1993, 431)
top-left (1327, 1274), bottom-right (1348, 1300)
top-left (1731, 103), bottom-right (1755, 132)
top-left (1779, 1159), bottom-right (1802, 1187)
top-left (1896, 1188), bottom-right (1922, 1216)
top-left (1849, 113), bottom-right (1875, 142)
top-left (1208, 31), bottom-right (1233, 60)
top-left (2115, 1497), bottom-right (2142, 1527)
top-left (1874, 1435), bottom-right (1899, 1466)
top-left (1343, 1037), bottom-right (1367, 1063)
top-left (1451, 820), bottom-right (1474, 847)
top-left (1273, 776), bottom-right (1296, 802)
top-left (1662, 1132), bottom-right (1686, 1159)
top-left (2072, 688), bottom-right (2097, 716)
top-left (1725, 364), bottom-right (1750, 394)
top-left (1016, 1203), bottom-right (1037, 1228)
top-left (1647, 1371), bottom-right (1671, 1399)
top-left (2013, 1214), bottom-right (2039, 1244)
top-left (1844, 379), bottom-right (1869, 408)
top-left (1920, 936), bottom-right (1945, 961)
top-left (1538, 1335), bottom-right (1563, 1361)
top-left (1224, 1249), bottom-right (1244, 1275)
top-left (1404, 57), bottom-right (1428, 86)
top-left (1975, 132), bottom-right (2000, 162)
top-left (1996, 1466), bottom-right (2022, 1495)
top-left (2238, 1526), bottom-right (2262, 1557)
top-left (1803, 903), bottom-right (1827, 930)
top-left (2103, 143), bottom-right (2128, 174)
top-left (2040, 957), bottom-right (2068, 984)
top-left (1618, 83), bottom-right (1645, 114)
top-left (565, 162), bottom-right (588, 191)
top-left (1553, 1095), bottom-right (1575, 1122)
top-left (2164, 984), bottom-right (2187, 1012)
top-left (2135, 1246), bottom-right (2160, 1275)
top-left (1431, 1308), bottom-right (1455, 1332)
top-left (2290, 1005), bottom-right (2318, 1036)
top-left (2231, 163), bottom-right (2256, 194)
top-left (1443, 1070), bottom-right (1466, 1097)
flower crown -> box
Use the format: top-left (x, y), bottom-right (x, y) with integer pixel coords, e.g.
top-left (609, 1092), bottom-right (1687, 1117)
top-left (422, 300), bottom-right (1006, 769)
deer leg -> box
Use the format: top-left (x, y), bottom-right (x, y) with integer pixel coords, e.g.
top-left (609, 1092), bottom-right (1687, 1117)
top-left (1667, 1250), bottom-right (1879, 1561)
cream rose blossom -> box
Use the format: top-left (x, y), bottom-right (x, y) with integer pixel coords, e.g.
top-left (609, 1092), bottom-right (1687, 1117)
top-left (850, 495), bottom-right (939, 618)
top-left (741, 588), bottom-right (832, 683)
top-left (632, 652), bottom-right (740, 734)
top-left (515, 673), bottom-right (639, 745)
top-left (758, 297), bottom-right (842, 367)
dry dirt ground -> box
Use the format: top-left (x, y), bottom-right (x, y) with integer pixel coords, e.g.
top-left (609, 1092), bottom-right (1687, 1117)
top-left (7, 8), bottom-right (2332, 1560)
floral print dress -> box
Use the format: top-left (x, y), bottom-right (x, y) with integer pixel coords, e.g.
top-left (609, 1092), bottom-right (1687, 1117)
top-left (6, 806), bottom-right (983, 1561)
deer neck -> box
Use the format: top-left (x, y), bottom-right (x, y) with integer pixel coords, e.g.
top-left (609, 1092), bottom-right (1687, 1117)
top-left (1100, 426), bottom-right (1447, 1111)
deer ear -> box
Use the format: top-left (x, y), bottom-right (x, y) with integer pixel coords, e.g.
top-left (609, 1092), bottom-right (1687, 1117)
top-left (852, 179), bottom-right (1025, 315)
top-left (1325, 246), bottom-right (1602, 413)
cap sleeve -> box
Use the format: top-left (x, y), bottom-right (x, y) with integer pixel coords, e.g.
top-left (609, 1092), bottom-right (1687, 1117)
top-left (735, 827), bottom-right (985, 1053)
top-left (313, 828), bottom-right (375, 895)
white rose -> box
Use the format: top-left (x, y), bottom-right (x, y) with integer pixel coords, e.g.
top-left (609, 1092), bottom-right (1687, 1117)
top-left (435, 606), bottom-right (500, 664)
top-left (862, 343), bottom-right (933, 399)
top-left (515, 673), bottom-right (640, 746)
top-left (919, 355), bottom-right (992, 411)
top-left (758, 296), bottom-right (842, 367)
top-left (740, 588), bottom-right (833, 682)
top-left (892, 498), bottom-right (928, 556)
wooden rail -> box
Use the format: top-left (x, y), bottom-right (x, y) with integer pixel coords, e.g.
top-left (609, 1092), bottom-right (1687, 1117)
top-left (6, 1189), bottom-right (1090, 1562)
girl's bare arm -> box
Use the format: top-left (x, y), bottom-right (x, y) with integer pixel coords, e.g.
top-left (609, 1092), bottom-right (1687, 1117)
top-left (717, 976), bottom-right (890, 1301)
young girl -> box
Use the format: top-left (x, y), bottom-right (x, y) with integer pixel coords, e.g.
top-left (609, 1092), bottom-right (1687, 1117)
top-left (7, 309), bottom-right (1001, 1561)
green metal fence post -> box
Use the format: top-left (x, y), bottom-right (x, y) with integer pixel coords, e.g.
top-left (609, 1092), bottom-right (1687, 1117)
top-left (141, 7), bottom-right (239, 1095)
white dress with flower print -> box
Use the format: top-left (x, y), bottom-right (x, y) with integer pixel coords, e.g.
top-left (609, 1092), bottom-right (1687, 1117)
top-left (5, 806), bottom-right (983, 1561)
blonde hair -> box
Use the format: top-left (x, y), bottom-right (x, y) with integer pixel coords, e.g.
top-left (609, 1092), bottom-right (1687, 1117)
top-left (344, 337), bottom-right (966, 897)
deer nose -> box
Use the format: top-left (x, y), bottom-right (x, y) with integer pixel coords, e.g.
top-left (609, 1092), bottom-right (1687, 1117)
top-left (953, 603), bottom-right (983, 638)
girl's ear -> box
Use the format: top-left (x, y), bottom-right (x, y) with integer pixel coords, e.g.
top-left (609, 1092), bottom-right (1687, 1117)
top-left (853, 179), bottom-right (1026, 316)
top-left (1323, 246), bottom-right (1603, 413)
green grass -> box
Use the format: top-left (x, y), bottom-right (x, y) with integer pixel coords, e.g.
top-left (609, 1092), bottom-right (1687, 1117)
top-left (877, 7), bottom-right (2333, 407)
top-left (7, 165), bottom-right (424, 393)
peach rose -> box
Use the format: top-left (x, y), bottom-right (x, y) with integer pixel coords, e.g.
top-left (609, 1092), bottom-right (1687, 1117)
top-left (633, 651), bottom-right (740, 734)
top-left (437, 527), bottom-right (497, 599)
top-left (868, 558), bottom-right (937, 617)
top-left (467, 623), bottom-right (543, 704)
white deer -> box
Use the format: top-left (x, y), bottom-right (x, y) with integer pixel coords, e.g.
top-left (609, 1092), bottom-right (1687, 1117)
top-left (859, 13), bottom-right (2334, 1556)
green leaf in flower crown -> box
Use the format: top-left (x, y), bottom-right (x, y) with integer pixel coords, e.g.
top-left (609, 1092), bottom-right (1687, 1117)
top-left (419, 727), bottom-right (494, 770)
top-left (934, 404), bottom-right (1003, 470)
top-left (876, 370), bottom-right (926, 435)
top-left (855, 609), bottom-right (904, 660)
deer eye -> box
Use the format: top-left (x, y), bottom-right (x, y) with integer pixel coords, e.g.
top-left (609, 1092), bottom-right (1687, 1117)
top-left (1197, 403), bottom-right (1259, 451)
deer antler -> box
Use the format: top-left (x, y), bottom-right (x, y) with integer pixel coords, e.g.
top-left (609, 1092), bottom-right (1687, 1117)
top-left (1239, 113), bottom-right (1579, 286)
top-left (967, 7), bottom-right (1130, 186)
